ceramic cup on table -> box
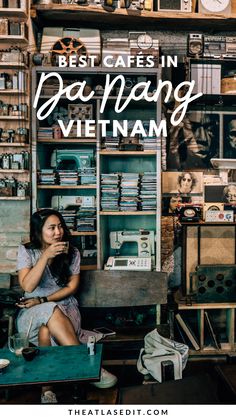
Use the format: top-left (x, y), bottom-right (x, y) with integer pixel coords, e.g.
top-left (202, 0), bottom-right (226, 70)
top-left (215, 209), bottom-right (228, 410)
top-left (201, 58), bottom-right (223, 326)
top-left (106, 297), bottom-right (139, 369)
top-left (22, 347), bottom-right (39, 361)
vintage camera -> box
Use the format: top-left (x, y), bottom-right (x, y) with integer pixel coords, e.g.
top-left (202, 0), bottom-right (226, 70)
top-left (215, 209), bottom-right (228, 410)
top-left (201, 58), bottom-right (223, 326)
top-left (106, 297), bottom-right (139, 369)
top-left (187, 34), bottom-right (204, 58)
top-left (157, 0), bottom-right (191, 12)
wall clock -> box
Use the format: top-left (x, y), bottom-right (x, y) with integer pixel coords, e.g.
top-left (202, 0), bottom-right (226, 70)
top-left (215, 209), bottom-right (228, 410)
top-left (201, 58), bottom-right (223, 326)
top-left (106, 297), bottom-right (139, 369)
top-left (199, 0), bottom-right (231, 14)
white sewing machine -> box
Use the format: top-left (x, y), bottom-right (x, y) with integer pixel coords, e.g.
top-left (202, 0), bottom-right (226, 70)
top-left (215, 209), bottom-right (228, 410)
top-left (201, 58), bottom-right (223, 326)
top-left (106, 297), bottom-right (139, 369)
top-left (104, 230), bottom-right (155, 271)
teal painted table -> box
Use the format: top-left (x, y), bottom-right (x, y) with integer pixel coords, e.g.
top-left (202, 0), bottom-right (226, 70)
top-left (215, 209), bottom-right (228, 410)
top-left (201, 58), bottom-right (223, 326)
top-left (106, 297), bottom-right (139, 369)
top-left (0, 344), bottom-right (103, 388)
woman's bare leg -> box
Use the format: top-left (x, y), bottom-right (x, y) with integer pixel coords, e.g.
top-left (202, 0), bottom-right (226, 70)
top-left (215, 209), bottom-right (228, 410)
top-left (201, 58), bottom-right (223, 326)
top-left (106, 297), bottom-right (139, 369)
top-left (38, 325), bottom-right (53, 395)
top-left (47, 307), bottom-right (80, 346)
top-left (39, 308), bottom-right (80, 399)
top-left (38, 324), bottom-right (51, 346)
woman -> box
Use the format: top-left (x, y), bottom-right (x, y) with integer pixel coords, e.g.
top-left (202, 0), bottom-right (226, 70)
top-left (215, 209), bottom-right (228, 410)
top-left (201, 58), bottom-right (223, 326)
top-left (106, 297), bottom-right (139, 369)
top-left (16, 209), bottom-right (117, 403)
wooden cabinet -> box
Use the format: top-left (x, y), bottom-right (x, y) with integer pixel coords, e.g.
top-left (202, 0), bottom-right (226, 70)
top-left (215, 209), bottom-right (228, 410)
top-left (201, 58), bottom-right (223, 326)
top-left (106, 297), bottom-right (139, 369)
top-left (176, 298), bottom-right (236, 355)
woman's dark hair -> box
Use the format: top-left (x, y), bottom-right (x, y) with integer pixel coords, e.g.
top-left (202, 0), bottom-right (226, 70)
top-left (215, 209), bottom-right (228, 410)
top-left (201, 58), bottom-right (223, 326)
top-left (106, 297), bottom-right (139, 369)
top-left (25, 209), bottom-right (75, 286)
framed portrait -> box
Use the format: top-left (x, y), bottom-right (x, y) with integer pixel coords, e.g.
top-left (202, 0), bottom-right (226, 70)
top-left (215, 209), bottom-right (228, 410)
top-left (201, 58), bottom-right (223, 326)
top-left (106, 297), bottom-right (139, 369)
top-left (167, 110), bottom-right (220, 170)
top-left (162, 195), bottom-right (192, 216)
top-left (162, 171), bottom-right (203, 195)
top-left (223, 114), bottom-right (236, 159)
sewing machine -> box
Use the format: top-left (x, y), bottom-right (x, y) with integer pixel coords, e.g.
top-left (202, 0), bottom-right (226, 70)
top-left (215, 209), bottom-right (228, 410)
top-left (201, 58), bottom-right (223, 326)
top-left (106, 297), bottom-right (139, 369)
top-left (51, 195), bottom-right (96, 210)
top-left (50, 149), bottom-right (94, 170)
top-left (105, 230), bottom-right (155, 270)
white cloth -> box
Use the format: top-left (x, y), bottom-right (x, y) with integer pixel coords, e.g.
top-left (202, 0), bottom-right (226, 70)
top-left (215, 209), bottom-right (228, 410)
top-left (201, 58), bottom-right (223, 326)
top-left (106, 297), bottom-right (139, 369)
top-left (137, 329), bottom-right (189, 383)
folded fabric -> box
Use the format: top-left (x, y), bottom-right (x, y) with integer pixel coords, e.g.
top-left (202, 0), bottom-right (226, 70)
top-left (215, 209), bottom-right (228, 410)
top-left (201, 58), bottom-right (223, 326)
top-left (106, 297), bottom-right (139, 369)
top-left (137, 329), bottom-right (189, 383)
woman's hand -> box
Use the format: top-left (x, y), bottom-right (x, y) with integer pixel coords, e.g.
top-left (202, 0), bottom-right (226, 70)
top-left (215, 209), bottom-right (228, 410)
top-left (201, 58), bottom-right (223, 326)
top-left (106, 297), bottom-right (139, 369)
top-left (43, 242), bottom-right (68, 260)
top-left (16, 298), bottom-right (40, 309)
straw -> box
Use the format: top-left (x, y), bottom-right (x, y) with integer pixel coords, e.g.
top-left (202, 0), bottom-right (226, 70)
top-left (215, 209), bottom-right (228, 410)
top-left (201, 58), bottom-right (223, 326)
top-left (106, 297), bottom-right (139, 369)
top-left (26, 316), bottom-right (33, 339)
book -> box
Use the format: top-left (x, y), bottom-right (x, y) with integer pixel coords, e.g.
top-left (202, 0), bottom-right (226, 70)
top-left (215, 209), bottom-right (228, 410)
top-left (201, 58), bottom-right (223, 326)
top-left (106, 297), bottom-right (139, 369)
top-left (204, 311), bottom-right (220, 350)
top-left (175, 313), bottom-right (200, 351)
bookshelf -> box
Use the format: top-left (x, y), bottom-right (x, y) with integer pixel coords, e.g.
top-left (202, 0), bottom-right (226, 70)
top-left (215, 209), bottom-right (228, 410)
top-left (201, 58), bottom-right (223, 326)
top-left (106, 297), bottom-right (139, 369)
top-left (31, 66), bottom-right (162, 273)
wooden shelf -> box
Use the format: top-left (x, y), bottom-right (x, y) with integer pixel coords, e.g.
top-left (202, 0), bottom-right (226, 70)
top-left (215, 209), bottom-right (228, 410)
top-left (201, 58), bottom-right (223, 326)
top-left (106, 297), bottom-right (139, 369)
top-left (37, 139), bottom-right (96, 144)
top-left (80, 264), bottom-right (97, 271)
top-left (178, 301), bottom-right (236, 310)
top-left (0, 143), bottom-right (28, 147)
top-left (0, 90), bottom-right (26, 95)
top-left (0, 35), bottom-right (28, 44)
top-left (99, 150), bottom-right (157, 155)
top-left (30, 5), bottom-right (236, 30)
top-left (0, 169), bottom-right (28, 173)
top-left (0, 7), bottom-right (27, 18)
top-left (37, 184), bottom-right (96, 189)
top-left (100, 211), bottom-right (156, 215)
top-left (70, 231), bottom-right (97, 236)
top-left (0, 196), bottom-right (29, 200)
top-left (0, 116), bottom-right (28, 121)
top-left (0, 63), bottom-right (27, 69)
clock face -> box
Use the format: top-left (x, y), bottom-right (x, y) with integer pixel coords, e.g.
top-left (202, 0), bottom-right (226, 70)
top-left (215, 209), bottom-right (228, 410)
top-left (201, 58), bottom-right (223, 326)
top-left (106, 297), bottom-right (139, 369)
top-left (137, 34), bottom-right (153, 49)
top-left (200, 0), bottom-right (230, 13)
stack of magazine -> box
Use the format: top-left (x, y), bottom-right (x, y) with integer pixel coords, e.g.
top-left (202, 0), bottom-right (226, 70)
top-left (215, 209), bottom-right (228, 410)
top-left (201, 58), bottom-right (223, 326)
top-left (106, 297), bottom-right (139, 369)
top-left (101, 173), bottom-right (120, 211)
top-left (60, 210), bottom-right (77, 231)
top-left (140, 172), bottom-right (157, 211)
top-left (120, 172), bottom-right (139, 211)
top-left (80, 167), bottom-right (96, 185)
top-left (57, 170), bottom-right (78, 185)
top-left (143, 136), bottom-right (157, 151)
top-left (38, 169), bottom-right (57, 185)
top-left (76, 198), bottom-right (96, 232)
top-left (102, 136), bottom-right (120, 151)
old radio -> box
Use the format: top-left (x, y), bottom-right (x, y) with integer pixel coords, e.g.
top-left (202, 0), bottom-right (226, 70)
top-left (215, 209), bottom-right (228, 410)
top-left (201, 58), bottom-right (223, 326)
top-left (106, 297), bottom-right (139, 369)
top-left (203, 35), bottom-right (226, 58)
top-left (157, 0), bottom-right (191, 12)
top-left (203, 203), bottom-right (224, 220)
top-left (187, 34), bottom-right (204, 58)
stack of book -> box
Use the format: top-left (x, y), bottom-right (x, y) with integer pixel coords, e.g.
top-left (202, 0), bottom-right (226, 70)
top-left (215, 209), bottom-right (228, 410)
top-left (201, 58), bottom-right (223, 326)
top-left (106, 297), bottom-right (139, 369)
top-left (102, 136), bottom-right (120, 151)
top-left (80, 167), bottom-right (96, 185)
top-left (38, 127), bottom-right (53, 141)
top-left (140, 172), bottom-right (157, 211)
top-left (38, 169), bottom-right (57, 185)
top-left (76, 197), bottom-right (96, 232)
top-left (143, 137), bottom-right (157, 151)
top-left (57, 170), bottom-right (78, 185)
top-left (60, 210), bottom-right (77, 231)
top-left (101, 173), bottom-right (120, 211)
top-left (120, 172), bottom-right (140, 211)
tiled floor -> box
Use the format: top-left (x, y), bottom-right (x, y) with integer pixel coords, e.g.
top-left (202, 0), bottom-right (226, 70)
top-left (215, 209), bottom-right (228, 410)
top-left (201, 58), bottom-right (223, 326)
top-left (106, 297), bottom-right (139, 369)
top-left (0, 362), bottom-right (231, 405)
